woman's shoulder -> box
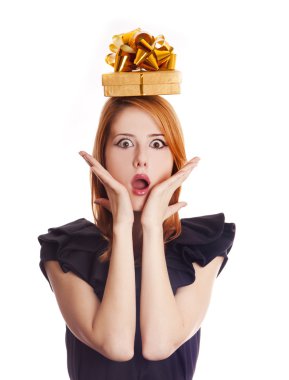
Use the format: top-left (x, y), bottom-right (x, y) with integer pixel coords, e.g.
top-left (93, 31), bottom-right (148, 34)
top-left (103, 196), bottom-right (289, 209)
top-left (37, 218), bottom-right (109, 293)
top-left (37, 217), bottom-right (108, 250)
top-left (178, 212), bottom-right (236, 246)
top-left (38, 217), bottom-right (104, 239)
top-left (165, 212), bottom-right (236, 288)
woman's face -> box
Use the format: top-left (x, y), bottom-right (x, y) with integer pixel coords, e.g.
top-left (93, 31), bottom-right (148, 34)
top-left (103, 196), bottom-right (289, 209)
top-left (104, 106), bottom-right (174, 211)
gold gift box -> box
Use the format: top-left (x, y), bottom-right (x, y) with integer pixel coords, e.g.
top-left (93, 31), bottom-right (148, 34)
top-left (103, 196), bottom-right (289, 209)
top-left (102, 70), bottom-right (182, 97)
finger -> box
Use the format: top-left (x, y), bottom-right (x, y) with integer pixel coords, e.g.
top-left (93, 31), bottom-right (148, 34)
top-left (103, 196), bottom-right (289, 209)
top-left (179, 157), bottom-right (201, 174)
top-left (79, 151), bottom-right (103, 170)
top-left (170, 157), bottom-right (200, 182)
top-left (89, 166), bottom-right (124, 197)
top-left (169, 160), bottom-right (199, 186)
top-left (94, 198), bottom-right (112, 213)
top-left (157, 162), bottom-right (198, 201)
top-left (164, 202), bottom-right (187, 221)
top-left (182, 156), bottom-right (201, 169)
top-left (79, 151), bottom-right (113, 187)
top-left (154, 160), bottom-right (198, 197)
top-left (180, 160), bottom-right (199, 172)
top-left (79, 151), bottom-right (93, 167)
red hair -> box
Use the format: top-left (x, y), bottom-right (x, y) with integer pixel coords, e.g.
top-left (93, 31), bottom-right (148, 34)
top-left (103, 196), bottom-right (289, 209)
top-left (90, 96), bottom-right (188, 264)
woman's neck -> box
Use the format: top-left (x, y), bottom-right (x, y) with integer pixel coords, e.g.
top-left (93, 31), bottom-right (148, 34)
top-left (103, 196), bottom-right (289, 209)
top-left (133, 211), bottom-right (143, 257)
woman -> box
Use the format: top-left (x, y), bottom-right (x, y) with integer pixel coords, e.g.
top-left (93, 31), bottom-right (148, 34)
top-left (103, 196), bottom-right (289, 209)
top-left (38, 95), bottom-right (236, 380)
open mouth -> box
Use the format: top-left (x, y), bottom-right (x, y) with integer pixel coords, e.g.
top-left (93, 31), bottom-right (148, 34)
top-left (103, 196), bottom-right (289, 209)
top-left (131, 175), bottom-right (150, 196)
top-left (132, 179), bottom-right (150, 190)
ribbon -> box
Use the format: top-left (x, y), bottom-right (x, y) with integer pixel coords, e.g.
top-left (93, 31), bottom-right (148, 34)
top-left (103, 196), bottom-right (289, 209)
top-left (105, 28), bottom-right (176, 72)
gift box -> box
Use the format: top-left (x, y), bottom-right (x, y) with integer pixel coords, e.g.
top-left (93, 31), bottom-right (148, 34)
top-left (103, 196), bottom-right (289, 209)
top-left (102, 70), bottom-right (182, 97)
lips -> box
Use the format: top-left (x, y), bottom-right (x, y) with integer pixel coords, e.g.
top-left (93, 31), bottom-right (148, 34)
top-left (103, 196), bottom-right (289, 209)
top-left (131, 174), bottom-right (151, 196)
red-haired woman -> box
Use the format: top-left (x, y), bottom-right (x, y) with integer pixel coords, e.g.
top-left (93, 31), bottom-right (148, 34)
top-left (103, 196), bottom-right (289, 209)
top-left (38, 95), bottom-right (236, 380)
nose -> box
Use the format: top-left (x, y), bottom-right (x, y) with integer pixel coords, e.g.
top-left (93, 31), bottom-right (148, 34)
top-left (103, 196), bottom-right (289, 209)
top-left (133, 149), bottom-right (147, 168)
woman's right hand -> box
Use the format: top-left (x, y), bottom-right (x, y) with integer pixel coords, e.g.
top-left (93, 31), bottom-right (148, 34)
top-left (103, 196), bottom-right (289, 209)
top-left (79, 151), bottom-right (134, 226)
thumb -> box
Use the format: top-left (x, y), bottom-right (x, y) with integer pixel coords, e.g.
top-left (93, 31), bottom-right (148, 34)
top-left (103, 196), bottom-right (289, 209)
top-left (94, 198), bottom-right (112, 213)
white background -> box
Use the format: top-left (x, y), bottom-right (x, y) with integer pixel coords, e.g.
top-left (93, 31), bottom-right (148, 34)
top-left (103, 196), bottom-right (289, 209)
top-left (1, 0), bottom-right (288, 379)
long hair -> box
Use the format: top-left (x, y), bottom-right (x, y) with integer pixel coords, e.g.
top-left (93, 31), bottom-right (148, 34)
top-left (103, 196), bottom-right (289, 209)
top-left (90, 95), bottom-right (188, 264)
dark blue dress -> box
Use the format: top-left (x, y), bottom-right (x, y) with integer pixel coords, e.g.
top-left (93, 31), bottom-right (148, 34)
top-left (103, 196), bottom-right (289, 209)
top-left (38, 212), bottom-right (236, 380)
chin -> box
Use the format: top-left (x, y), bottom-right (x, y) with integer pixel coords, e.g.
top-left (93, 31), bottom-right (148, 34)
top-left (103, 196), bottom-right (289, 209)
top-left (131, 197), bottom-right (146, 212)
top-left (133, 203), bottom-right (144, 212)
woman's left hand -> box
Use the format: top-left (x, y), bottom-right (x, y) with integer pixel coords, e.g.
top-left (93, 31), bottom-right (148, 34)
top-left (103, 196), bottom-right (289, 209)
top-left (140, 156), bottom-right (201, 227)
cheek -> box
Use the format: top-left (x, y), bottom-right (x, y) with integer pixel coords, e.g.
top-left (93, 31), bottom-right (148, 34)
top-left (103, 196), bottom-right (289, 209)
top-left (156, 159), bottom-right (175, 182)
top-left (105, 151), bottom-right (129, 183)
top-left (106, 157), bottom-right (119, 176)
top-left (162, 153), bottom-right (174, 175)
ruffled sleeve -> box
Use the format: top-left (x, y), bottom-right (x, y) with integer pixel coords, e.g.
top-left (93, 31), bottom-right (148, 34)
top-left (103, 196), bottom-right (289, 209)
top-left (165, 213), bottom-right (236, 289)
top-left (37, 218), bottom-right (109, 296)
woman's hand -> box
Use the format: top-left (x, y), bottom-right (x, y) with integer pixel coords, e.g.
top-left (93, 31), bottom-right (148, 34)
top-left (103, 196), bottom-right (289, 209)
top-left (140, 157), bottom-right (201, 227)
top-left (79, 151), bottom-right (134, 226)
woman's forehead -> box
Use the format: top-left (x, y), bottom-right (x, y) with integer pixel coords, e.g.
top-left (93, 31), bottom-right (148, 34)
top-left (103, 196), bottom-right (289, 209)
top-left (110, 107), bottom-right (162, 135)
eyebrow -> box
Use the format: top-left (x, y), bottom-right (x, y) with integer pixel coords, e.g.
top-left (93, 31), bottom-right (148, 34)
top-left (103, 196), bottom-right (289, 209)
top-left (114, 133), bottom-right (165, 138)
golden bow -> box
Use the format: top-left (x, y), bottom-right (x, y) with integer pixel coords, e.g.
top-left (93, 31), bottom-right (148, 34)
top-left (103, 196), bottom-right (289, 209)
top-left (105, 28), bottom-right (176, 72)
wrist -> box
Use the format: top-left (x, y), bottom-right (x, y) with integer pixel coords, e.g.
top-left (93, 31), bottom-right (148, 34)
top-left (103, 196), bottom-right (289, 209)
top-left (141, 222), bottom-right (163, 232)
top-left (113, 222), bottom-right (133, 232)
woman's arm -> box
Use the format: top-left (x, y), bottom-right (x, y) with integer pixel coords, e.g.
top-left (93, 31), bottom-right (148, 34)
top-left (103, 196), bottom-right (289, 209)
top-left (140, 224), bottom-right (181, 360)
top-left (45, 221), bottom-right (136, 362)
top-left (140, 224), bottom-right (223, 361)
top-left (96, 222), bottom-right (136, 358)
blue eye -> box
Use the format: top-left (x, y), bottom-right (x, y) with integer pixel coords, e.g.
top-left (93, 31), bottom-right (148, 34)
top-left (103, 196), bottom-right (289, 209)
top-left (116, 138), bottom-right (167, 149)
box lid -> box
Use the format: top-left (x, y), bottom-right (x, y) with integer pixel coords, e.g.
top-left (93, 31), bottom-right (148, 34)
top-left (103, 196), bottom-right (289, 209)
top-left (102, 70), bottom-right (182, 86)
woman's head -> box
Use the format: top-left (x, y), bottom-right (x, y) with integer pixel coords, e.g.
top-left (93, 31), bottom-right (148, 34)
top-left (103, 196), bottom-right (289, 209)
top-left (104, 105), bottom-right (175, 212)
top-left (91, 96), bottom-right (188, 261)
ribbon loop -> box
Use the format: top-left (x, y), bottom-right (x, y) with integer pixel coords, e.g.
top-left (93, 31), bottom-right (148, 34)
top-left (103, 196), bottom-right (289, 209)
top-left (105, 28), bottom-right (176, 72)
